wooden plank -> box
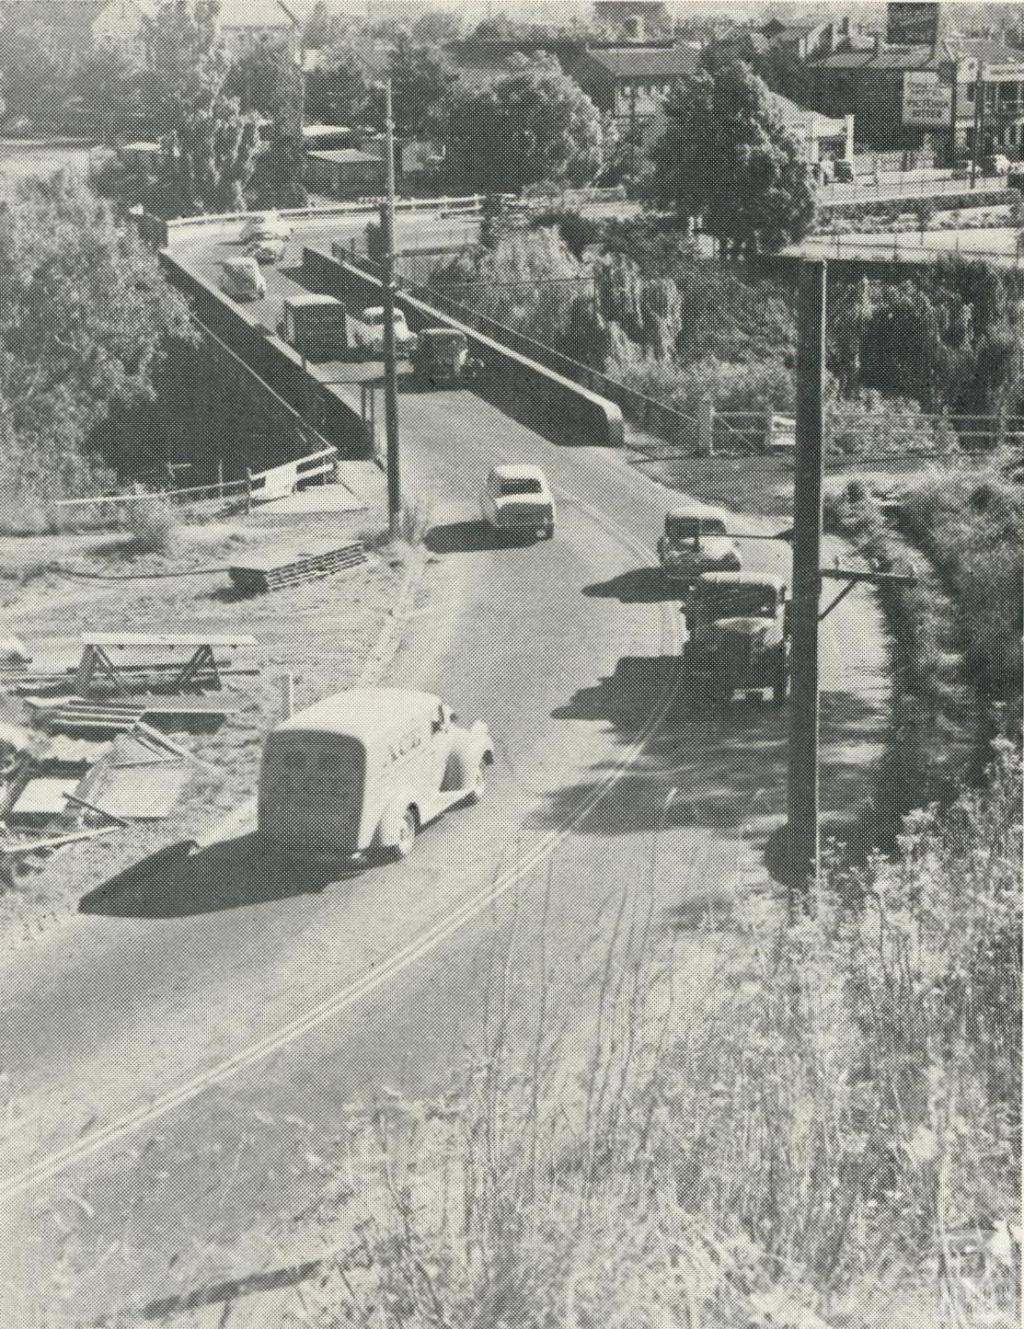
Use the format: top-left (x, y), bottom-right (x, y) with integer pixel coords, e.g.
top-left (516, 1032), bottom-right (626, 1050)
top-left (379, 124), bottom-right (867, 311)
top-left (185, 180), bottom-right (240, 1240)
top-left (82, 633), bottom-right (257, 649)
top-left (0, 826), bottom-right (118, 855)
top-left (62, 791), bottom-right (130, 827)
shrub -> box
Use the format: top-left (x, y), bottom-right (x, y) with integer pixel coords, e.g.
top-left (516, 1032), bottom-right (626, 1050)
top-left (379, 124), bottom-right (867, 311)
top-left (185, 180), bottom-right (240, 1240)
top-left (119, 495), bottom-right (180, 555)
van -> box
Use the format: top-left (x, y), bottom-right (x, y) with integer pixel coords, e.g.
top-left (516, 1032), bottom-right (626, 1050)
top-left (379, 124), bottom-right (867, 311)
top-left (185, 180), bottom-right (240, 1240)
top-left (257, 688), bottom-right (495, 861)
top-left (277, 293), bottom-right (348, 362)
top-left (219, 256), bottom-right (267, 302)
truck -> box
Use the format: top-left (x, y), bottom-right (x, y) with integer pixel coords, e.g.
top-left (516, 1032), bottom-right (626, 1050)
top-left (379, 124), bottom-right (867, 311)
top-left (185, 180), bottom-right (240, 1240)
top-left (658, 506), bottom-right (742, 584)
top-left (681, 572), bottom-right (790, 705)
top-left (410, 328), bottom-right (482, 388)
top-left (277, 293), bottom-right (349, 362)
top-left (258, 688), bottom-right (495, 862)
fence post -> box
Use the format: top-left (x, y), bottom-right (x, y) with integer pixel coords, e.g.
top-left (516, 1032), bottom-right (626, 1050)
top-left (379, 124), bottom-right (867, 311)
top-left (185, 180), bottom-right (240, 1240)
top-left (697, 396), bottom-right (715, 457)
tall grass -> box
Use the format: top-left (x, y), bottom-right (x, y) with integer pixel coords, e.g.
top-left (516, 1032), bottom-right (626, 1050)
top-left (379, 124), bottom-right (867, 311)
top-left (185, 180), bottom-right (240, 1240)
top-left (304, 750), bottom-right (1021, 1329)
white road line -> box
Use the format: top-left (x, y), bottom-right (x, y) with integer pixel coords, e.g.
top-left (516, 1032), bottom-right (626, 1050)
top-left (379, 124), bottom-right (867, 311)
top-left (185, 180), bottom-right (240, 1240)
top-left (0, 494), bottom-right (684, 1205)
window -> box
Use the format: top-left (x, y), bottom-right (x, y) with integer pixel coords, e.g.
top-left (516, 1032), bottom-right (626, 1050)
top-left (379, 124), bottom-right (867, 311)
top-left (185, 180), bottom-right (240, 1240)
top-left (499, 478), bottom-right (543, 496)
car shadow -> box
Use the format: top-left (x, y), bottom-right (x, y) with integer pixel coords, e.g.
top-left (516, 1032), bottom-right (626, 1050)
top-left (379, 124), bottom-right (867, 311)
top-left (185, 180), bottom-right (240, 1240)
top-left (78, 834), bottom-right (364, 919)
top-left (582, 567), bottom-right (679, 604)
top-left (425, 519), bottom-right (496, 554)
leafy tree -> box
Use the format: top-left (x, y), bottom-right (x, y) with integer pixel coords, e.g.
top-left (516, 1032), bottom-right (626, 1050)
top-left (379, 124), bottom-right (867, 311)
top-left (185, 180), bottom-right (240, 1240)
top-left (71, 44), bottom-right (146, 142)
top-left (302, 0), bottom-right (334, 50)
top-left (0, 172), bottom-right (195, 502)
top-left (412, 9), bottom-right (462, 44)
top-left (0, 21), bottom-right (76, 128)
top-left (305, 43), bottom-right (373, 127)
top-left (647, 58), bottom-right (815, 257)
top-left (388, 32), bottom-right (454, 137)
top-left (858, 283), bottom-right (954, 410)
top-left (528, 208), bottom-right (600, 260)
top-left (223, 38), bottom-right (295, 119)
top-left (439, 54), bottom-right (603, 193)
top-left (149, 93), bottom-right (261, 215)
top-left (139, 0), bottom-right (228, 132)
top-left (222, 38), bottom-right (306, 204)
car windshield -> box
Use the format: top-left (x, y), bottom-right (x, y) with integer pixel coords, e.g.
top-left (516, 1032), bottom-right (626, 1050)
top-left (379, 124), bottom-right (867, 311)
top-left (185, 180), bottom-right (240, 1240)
top-left (499, 477), bottom-right (543, 496)
top-left (362, 310), bottom-right (385, 325)
top-left (700, 585), bottom-right (778, 618)
top-left (666, 515), bottom-right (727, 540)
top-left (425, 333), bottom-right (463, 352)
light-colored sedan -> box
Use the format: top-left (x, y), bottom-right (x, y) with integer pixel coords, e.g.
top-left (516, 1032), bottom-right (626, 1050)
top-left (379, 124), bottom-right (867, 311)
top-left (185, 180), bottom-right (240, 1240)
top-left (240, 211), bottom-right (293, 244)
top-left (481, 464), bottom-right (555, 541)
top-left (657, 505), bottom-right (741, 584)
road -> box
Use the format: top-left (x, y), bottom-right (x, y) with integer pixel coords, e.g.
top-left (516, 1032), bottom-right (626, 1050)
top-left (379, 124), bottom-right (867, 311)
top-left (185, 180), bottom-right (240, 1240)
top-left (784, 224), bottom-right (1022, 269)
top-left (0, 231), bottom-right (892, 1327)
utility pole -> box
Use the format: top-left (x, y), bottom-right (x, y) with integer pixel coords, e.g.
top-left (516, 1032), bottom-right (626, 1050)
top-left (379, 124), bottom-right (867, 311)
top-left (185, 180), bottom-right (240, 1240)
top-left (971, 64), bottom-right (984, 187)
top-left (380, 77), bottom-right (401, 538)
top-left (948, 57), bottom-right (959, 169)
top-left (786, 260), bottom-right (826, 917)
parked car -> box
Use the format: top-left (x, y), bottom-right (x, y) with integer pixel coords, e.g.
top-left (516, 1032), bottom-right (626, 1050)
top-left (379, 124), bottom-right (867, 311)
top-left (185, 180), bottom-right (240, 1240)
top-left (240, 211), bottom-right (292, 243)
top-left (247, 234), bottom-right (286, 265)
top-left (277, 293), bottom-right (348, 361)
top-left (682, 572), bottom-right (790, 705)
top-left (257, 688), bottom-right (495, 861)
top-left (219, 256), bottom-right (266, 301)
top-left (411, 328), bottom-right (482, 387)
top-left (481, 464), bottom-right (555, 541)
top-left (348, 305), bottom-right (418, 359)
top-left (657, 506), bottom-right (741, 584)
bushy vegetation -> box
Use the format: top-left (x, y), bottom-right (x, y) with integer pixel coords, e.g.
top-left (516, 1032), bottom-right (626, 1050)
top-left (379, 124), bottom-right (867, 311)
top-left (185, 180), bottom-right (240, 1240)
top-left (0, 172), bottom-right (196, 524)
top-left (313, 747), bottom-right (1021, 1329)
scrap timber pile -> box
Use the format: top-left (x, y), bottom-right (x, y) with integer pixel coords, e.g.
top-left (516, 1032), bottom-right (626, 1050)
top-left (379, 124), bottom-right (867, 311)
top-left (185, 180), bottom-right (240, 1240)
top-left (0, 633), bottom-right (260, 865)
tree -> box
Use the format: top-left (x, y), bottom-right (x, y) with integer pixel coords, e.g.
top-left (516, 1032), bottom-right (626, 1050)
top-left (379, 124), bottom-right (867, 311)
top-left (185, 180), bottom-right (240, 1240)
top-left (71, 44), bottom-right (146, 142)
top-left (223, 38), bottom-right (296, 119)
top-left (439, 54), bottom-right (603, 193)
top-left (303, 0), bottom-right (334, 50)
top-left (412, 9), bottom-right (462, 44)
top-left (647, 59), bottom-right (815, 257)
top-left (0, 21), bottom-right (76, 128)
top-left (139, 0), bottom-right (228, 132)
top-left (305, 43), bottom-right (372, 126)
top-left (222, 37), bottom-right (306, 204)
top-left (149, 93), bottom-right (262, 215)
top-left (0, 172), bottom-right (195, 500)
top-left (388, 32), bottom-right (454, 137)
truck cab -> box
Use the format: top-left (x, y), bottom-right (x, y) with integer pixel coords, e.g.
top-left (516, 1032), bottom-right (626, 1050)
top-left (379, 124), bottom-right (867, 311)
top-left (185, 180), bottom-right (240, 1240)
top-left (410, 328), bottom-right (481, 387)
top-left (682, 572), bottom-right (790, 705)
top-left (257, 688), bottom-right (495, 861)
top-left (277, 293), bottom-right (348, 362)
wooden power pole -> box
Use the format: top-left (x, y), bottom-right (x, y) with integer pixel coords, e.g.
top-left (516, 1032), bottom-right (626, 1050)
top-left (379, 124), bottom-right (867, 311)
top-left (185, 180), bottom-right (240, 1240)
top-left (381, 77), bottom-right (401, 539)
top-left (786, 260), bottom-right (826, 915)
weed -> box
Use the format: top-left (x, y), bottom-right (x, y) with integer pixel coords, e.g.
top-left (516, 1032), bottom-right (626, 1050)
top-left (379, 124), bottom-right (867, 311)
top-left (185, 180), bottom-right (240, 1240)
top-left (118, 495), bottom-right (180, 556)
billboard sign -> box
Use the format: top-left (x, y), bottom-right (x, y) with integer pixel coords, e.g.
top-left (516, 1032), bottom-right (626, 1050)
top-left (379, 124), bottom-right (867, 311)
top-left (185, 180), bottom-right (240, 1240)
top-left (980, 62), bottom-right (1024, 82)
top-left (887, 2), bottom-right (941, 48)
top-left (903, 71), bottom-right (952, 127)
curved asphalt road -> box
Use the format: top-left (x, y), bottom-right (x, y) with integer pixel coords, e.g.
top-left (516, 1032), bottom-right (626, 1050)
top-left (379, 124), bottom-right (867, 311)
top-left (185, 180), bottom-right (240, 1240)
top-left (0, 220), bottom-right (891, 1326)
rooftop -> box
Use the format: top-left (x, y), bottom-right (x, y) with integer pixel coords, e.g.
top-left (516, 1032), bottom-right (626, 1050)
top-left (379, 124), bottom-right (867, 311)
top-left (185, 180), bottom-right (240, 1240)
top-left (275, 688), bottom-right (442, 740)
top-left (585, 43), bottom-right (701, 78)
top-left (217, 0), bottom-right (297, 28)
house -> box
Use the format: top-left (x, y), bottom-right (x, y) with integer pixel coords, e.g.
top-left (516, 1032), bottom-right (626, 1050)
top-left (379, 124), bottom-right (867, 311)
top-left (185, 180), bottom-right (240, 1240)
top-left (216, 0), bottom-right (299, 61)
top-left (577, 42), bottom-right (701, 121)
top-left (91, 0), bottom-right (152, 58)
top-left (306, 147), bottom-right (386, 197)
top-left (0, 0), bottom-right (109, 55)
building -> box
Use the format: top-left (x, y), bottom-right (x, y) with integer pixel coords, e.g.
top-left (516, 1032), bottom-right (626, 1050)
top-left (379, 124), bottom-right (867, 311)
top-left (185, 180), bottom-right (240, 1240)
top-left (306, 147), bottom-right (386, 197)
top-left (216, 0), bottom-right (299, 61)
top-left (577, 42), bottom-right (701, 121)
top-left (592, 0), bottom-right (670, 41)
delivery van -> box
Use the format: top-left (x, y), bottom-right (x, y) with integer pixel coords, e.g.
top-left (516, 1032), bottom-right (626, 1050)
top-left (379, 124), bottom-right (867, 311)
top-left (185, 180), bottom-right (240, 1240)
top-left (277, 293), bottom-right (348, 362)
top-left (257, 688), bottom-right (495, 861)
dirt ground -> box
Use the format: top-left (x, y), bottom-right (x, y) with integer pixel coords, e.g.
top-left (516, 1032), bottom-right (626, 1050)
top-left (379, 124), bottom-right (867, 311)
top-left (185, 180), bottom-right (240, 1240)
top-left (0, 512), bottom-right (430, 958)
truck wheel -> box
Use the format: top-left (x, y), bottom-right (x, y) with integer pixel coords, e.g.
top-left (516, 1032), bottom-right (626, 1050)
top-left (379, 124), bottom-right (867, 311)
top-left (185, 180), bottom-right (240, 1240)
top-left (392, 806), bottom-right (417, 859)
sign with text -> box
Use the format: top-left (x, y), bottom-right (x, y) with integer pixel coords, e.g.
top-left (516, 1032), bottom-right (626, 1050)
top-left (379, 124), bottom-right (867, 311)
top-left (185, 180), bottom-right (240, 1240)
top-left (887, 1), bottom-right (941, 47)
top-left (980, 62), bottom-right (1024, 82)
top-left (903, 71), bottom-right (952, 127)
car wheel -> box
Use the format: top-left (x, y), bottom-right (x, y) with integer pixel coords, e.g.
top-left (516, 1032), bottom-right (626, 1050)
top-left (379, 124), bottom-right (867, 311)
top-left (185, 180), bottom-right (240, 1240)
top-left (466, 758), bottom-right (487, 805)
top-left (392, 806), bottom-right (417, 859)
top-left (542, 520), bottom-right (554, 540)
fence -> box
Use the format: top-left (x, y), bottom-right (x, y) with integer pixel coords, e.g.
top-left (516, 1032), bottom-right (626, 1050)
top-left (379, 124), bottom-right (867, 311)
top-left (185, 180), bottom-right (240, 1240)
top-left (795, 229), bottom-right (1024, 270)
top-left (53, 444), bottom-right (339, 516)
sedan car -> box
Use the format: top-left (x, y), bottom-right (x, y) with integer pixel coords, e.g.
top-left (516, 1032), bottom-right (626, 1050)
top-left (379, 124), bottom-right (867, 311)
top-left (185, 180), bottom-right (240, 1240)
top-left (247, 234), bottom-right (286, 264)
top-left (657, 505), bottom-right (741, 584)
top-left (481, 464), bottom-right (555, 541)
top-left (240, 211), bottom-right (293, 244)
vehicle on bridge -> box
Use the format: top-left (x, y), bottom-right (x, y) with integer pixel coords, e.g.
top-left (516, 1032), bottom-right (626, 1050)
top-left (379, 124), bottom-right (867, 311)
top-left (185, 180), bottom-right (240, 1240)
top-left (410, 328), bottom-right (482, 387)
top-left (247, 234), bottom-right (286, 265)
top-left (277, 293), bottom-right (349, 362)
top-left (348, 306), bottom-right (418, 359)
top-left (481, 464), bottom-right (555, 541)
top-left (682, 572), bottom-right (790, 705)
top-left (257, 688), bottom-right (495, 861)
top-left (219, 256), bottom-right (267, 302)
top-left (240, 211), bottom-right (293, 244)
top-left (657, 505), bottom-right (741, 584)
